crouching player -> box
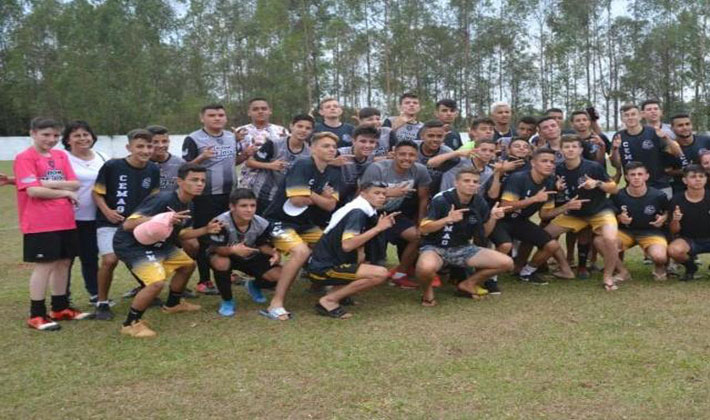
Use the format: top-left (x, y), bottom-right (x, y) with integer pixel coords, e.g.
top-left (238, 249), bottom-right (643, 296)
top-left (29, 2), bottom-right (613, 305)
top-left (306, 182), bottom-right (396, 319)
top-left (208, 189), bottom-right (283, 317)
top-left (416, 168), bottom-right (513, 306)
top-left (612, 162), bottom-right (669, 280)
top-left (115, 164), bottom-right (222, 338)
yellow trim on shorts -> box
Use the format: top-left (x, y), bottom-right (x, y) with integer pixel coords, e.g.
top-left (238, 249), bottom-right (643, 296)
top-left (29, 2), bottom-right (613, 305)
top-left (325, 267), bottom-right (358, 280)
top-left (542, 201), bottom-right (555, 210)
top-left (552, 210), bottom-right (617, 233)
top-left (131, 249), bottom-right (194, 285)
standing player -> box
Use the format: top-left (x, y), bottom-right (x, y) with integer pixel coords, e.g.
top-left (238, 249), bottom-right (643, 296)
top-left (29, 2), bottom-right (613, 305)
top-left (14, 118), bottom-right (91, 331)
top-left (115, 164), bottom-right (221, 338)
top-left (417, 168), bottom-right (512, 306)
top-left (641, 99), bottom-right (675, 139)
top-left (415, 120), bottom-right (461, 195)
top-left (441, 139), bottom-right (496, 191)
top-left (307, 182), bottom-right (394, 319)
top-left (147, 125), bottom-right (184, 192)
top-left (490, 102), bottom-right (516, 142)
top-left (93, 129), bottom-right (160, 320)
top-left (337, 125), bottom-right (380, 204)
top-left (384, 92), bottom-right (424, 143)
top-left (515, 117), bottom-right (538, 143)
top-left (570, 110), bottom-right (609, 165)
top-left (262, 132), bottom-right (343, 320)
top-left (356, 107), bottom-right (395, 158)
top-left (434, 99), bottom-right (463, 150)
top-left (315, 97), bottom-right (355, 147)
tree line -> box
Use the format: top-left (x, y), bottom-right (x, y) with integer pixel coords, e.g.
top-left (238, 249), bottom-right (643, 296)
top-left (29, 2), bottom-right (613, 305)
top-left (1, 0), bottom-right (708, 135)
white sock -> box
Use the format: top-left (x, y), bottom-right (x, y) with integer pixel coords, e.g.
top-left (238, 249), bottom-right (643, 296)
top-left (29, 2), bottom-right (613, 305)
top-left (519, 264), bottom-right (537, 277)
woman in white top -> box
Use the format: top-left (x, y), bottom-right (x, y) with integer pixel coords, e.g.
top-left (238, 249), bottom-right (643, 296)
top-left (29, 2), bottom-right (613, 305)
top-left (62, 121), bottom-right (107, 304)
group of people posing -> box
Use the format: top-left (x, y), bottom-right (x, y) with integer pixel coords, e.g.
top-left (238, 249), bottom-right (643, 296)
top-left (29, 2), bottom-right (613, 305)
top-left (5, 93), bottom-right (710, 338)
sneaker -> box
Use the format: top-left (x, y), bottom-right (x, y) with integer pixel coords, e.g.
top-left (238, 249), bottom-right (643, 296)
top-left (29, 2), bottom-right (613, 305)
top-left (680, 261), bottom-right (698, 282)
top-left (27, 316), bottom-right (61, 331)
top-left (577, 266), bottom-right (590, 280)
top-left (196, 281), bottom-right (219, 295)
top-left (643, 256), bottom-right (653, 265)
top-left (484, 279), bottom-right (501, 295)
top-left (122, 286), bottom-right (142, 299)
top-left (474, 286), bottom-right (489, 296)
top-left (392, 276), bottom-right (419, 289)
top-left (162, 299), bottom-right (202, 314)
top-left (89, 296), bottom-right (116, 307)
top-left (519, 273), bottom-right (549, 285)
top-left (181, 288), bottom-right (198, 299)
top-left (120, 320), bottom-right (156, 338)
top-left (50, 307), bottom-right (93, 321)
top-left (218, 299), bottom-right (236, 317)
top-left (244, 279), bottom-right (267, 303)
top-left (95, 304), bottom-right (114, 321)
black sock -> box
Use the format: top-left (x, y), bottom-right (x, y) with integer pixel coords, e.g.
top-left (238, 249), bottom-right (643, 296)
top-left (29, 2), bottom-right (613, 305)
top-left (683, 259), bottom-right (698, 272)
top-left (123, 307), bottom-right (144, 326)
top-left (196, 242), bottom-right (211, 284)
top-left (50, 294), bottom-right (69, 312)
top-left (30, 300), bottom-right (46, 318)
top-left (577, 244), bottom-right (590, 269)
top-left (214, 270), bottom-right (233, 301)
top-left (165, 290), bottom-right (182, 308)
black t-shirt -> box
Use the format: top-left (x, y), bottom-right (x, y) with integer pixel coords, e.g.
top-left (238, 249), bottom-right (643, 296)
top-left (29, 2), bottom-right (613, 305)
top-left (416, 141), bottom-right (460, 197)
top-left (314, 122), bottom-right (355, 148)
top-left (493, 127), bottom-right (516, 142)
top-left (611, 187), bottom-right (669, 231)
top-left (501, 170), bottom-right (555, 220)
top-left (555, 159), bottom-right (612, 217)
top-left (264, 156), bottom-right (343, 228)
top-left (421, 189), bottom-right (490, 247)
top-left (337, 146), bottom-right (373, 205)
top-left (617, 126), bottom-right (672, 189)
top-left (444, 130), bottom-right (463, 150)
top-left (670, 191), bottom-right (710, 240)
top-left (113, 191), bottom-right (193, 251)
top-left (93, 158), bottom-right (160, 228)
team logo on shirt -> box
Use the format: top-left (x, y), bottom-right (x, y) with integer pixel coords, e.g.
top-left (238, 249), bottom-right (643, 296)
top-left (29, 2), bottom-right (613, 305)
top-left (642, 139), bottom-right (655, 150)
top-left (216, 137), bottom-right (224, 145)
top-left (467, 214), bottom-right (478, 224)
top-left (644, 205), bottom-right (656, 215)
top-left (142, 177), bottom-right (152, 189)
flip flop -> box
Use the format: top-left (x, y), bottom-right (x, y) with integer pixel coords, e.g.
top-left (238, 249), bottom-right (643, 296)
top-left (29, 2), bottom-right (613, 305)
top-left (421, 296), bottom-right (438, 307)
top-left (314, 303), bottom-right (352, 319)
top-left (258, 307), bottom-right (292, 321)
top-left (603, 281), bottom-right (618, 292)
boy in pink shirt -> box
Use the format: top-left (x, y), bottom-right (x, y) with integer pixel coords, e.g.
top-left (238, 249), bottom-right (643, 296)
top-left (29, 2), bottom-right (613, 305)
top-left (14, 118), bottom-right (92, 331)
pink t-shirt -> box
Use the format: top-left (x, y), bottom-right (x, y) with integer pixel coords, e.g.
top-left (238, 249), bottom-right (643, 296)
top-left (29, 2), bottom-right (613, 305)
top-left (14, 147), bottom-right (78, 234)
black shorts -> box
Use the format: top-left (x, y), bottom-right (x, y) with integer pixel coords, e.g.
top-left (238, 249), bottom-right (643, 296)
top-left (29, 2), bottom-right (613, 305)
top-left (489, 219), bottom-right (553, 249)
top-left (229, 253), bottom-right (278, 286)
top-left (193, 194), bottom-right (229, 229)
top-left (307, 263), bottom-right (359, 286)
top-left (385, 216), bottom-right (415, 243)
top-left (23, 229), bottom-right (79, 262)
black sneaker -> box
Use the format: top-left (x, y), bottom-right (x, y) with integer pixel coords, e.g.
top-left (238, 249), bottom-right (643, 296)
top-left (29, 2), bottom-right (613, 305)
top-left (89, 295), bottom-right (116, 307)
top-left (484, 279), bottom-right (501, 295)
top-left (181, 288), bottom-right (198, 299)
top-left (95, 303), bottom-right (114, 321)
top-left (519, 273), bottom-right (549, 285)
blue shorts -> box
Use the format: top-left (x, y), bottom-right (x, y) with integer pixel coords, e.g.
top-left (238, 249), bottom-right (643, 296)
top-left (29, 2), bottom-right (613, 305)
top-left (685, 238), bottom-right (710, 256)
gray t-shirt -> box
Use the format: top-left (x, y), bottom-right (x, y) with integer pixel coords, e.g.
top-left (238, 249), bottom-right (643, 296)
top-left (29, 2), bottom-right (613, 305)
top-left (153, 153), bottom-right (185, 192)
top-left (360, 159), bottom-right (431, 216)
top-left (252, 137), bottom-right (311, 204)
top-left (414, 140), bottom-right (459, 196)
top-left (440, 159), bottom-right (494, 192)
top-left (182, 129), bottom-right (238, 196)
top-left (207, 211), bottom-right (272, 259)
top-left (385, 117), bottom-right (424, 143)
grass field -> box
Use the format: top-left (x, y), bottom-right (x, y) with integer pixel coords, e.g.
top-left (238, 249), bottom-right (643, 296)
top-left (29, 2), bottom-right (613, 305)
top-left (2, 160), bottom-right (710, 419)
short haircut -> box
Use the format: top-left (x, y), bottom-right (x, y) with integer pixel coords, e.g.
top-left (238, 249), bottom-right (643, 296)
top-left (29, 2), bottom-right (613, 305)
top-left (127, 128), bottom-right (153, 142)
top-left (30, 117), bottom-right (62, 131)
top-left (624, 161), bottom-right (647, 173)
top-left (352, 124), bottom-right (379, 140)
top-left (394, 140), bottom-right (418, 151)
top-left (684, 164), bottom-right (706, 177)
top-left (201, 103), bottom-right (225, 114)
top-left (545, 107), bottom-right (563, 115)
top-left (311, 132), bottom-right (338, 145)
top-left (360, 180), bottom-right (388, 190)
top-left (471, 117), bottom-right (495, 129)
top-left (61, 120), bottom-right (97, 149)
top-left (640, 99), bottom-right (661, 110)
top-left (436, 99), bottom-right (457, 110)
top-left (399, 92), bottom-right (418, 104)
top-left (318, 97), bottom-right (338, 109)
top-left (699, 150), bottom-right (710, 161)
top-left (560, 134), bottom-right (583, 147)
top-left (536, 115), bottom-right (557, 127)
top-left (177, 163), bottom-right (206, 179)
top-left (229, 187), bottom-right (257, 204)
top-left (670, 113), bottom-right (691, 125)
top-left (358, 107), bottom-right (381, 119)
top-left (421, 120), bottom-right (445, 132)
top-left (533, 147), bottom-right (556, 159)
top-left (146, 125), bottom-right (169, 136)
top-left (620, 103), bottom-right (638, 113)
top-left (517, 116), bottom-right (538, 126)
top-left (490, 101), bottom-right (510, 113)
top-left (509, 137), bottom-right (530, 147)
top-left (455, 166), bottom-right (481, 180)
top-left (248, 97), bottom-right (268, 106)
top-left (570, 110), bottom-right (590, 121)
top-left (475, 138), bottom-right (496, 148)
top-left (291, 114), bottom-right (315, 126)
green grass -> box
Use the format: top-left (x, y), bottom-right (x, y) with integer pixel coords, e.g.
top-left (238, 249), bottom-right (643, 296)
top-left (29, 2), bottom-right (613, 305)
top-left (2, 160), bottom-right (710, 419)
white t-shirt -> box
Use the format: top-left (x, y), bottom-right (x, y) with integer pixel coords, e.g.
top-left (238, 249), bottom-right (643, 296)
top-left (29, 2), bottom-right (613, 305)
top-left (68, 150), bottom-right (108, 221)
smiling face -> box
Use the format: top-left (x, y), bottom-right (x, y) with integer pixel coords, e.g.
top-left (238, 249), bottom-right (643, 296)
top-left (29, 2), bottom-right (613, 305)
top-left (126, 138), bottom-right (154, 165)
top-left (151, 134), bottom-right (170, 161)
top-left (394, 145), bottom-right (417, 170)
top-left (622, 108), bottom-right (641, 130)
top-left (421, 126), bottom-right (446, 151)
top-left (290, 119), bottom-right (314, 142)
top-left (508, 139), bottom-right (531, 159)
top-left (671, 117), bottom-right (693, 139)
top-left (67, 128), bottom-right (94, 153)
top-left (360, 114), bottom-right (382, 129)
top-left (352, 135), bottom-right (377, 158)
top-left (32, 127), bottom-right (61, 153)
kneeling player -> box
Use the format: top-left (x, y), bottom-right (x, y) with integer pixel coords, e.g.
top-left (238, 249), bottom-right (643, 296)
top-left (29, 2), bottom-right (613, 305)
top-left (208, 189), bottom-right (282, 317)
top-left (612, 162), bottom-right (669, 280)
top-left (306, 182), bottom-right (395, 319)
top-left (115, 164), bottom-right (221, 338)
top-left (417, 168), bottom-right (512, 306)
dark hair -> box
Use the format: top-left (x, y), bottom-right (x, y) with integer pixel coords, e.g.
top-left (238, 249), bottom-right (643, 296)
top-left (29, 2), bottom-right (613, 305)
top-left (509, 137), bottom-right (531, 148)
top-left (177, 163), bottom-right (207, 180)
top-left (201, 103), bottom-right (225, 114)
top-left (624, 161), bottom-right (647, 173)
top-left (640, 99), bottom-right (661, 111)
top-left (61, 120), bottom-right (97, 149)
top-left (683, 164), bottom-right (706, 177)
top-left (399, 92), bottom-right (418, 104)
top-left (436, 99), bottom-right (457, 110)
top-left (30, 117), bottom-right (62, 131)
top-left (570, 110), bottom-right (590, 121)
top-left (455, 166), bottom-right (481, 180)
top-left (475, 138), bottom-right (496, 147)
top-left (146, 125), bottom-right (169, 135)
top-left (517, 116), bottom-right (537, 126)
top-left (352, 124), bottom-right (379, 139)
top-left (536, 115), bottom-right (557, 126)
top-left (471, 117), bottom-right (495, 129)
top-left (360, 180), bottom-right (388, 190)
top-left (620, 103), bottom-right (638, 113)
top-left (394, 140), bottom-right (418, 151)
top-left (291, 114), bottom-right (315, 126)
top-left (560, 134), bottom-right (583, 147)
top-left (229, 187), bottom-right (257, 204)
top-left (421, 120), bottom-right (445, 132)
top-left (359, 107), bottom-right (381, 119)
top-left (127, 128), bottom-right (153, 142)
top-left (670, 113), bottom-right (691, 125)
top-left (545, 108), bottom-right (564, 115)
top-left (533, 147), bottom-right (556, 159)
top-left (248, 97), bottom-right (268, 106)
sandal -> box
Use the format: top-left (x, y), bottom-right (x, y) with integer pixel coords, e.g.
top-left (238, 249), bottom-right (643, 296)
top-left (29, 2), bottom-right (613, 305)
top-left (340, 296), bottom-right (358, 306)
top-left (315, 303), bottom-right (352, 319)
top-left (258, 307), bottom-right (292, 321)
top-left (603, 280), bottom-right (618, 292)
top-left (421, 296), bottom-right (438, 307)
top-left (652, 271), bottom-right (667, 281)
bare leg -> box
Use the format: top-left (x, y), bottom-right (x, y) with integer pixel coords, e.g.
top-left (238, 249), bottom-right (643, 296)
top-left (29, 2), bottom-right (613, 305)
top-left (415, 251), bottom-right (444, 305)
top-left (268, 243), bottom-right (310, 318)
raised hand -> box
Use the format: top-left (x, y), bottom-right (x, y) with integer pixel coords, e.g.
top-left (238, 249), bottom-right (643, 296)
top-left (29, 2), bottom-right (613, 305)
top-left (649, 212), bottom-right (667, 228)
top-left (580, 174), bottom-right (599, 190)
top-left (232, 127), bottom-right (248, 142)
top-left (672, 205), bottom-right (683, 222)
top-left (555, 175), bottom-right (567, 192)
top-left (199, 146), bottom-right (216, 160)
top-left (170, 210), bottom-right (192, 225)
top-left (376, 211), bottom-right (401, 232)
top-left (205, 218), bottom-right (224, 234)
top-left (388, 183), bottom-right (416, 197)
top-left (532, 189), bottom-right (556, 203)
top-left (490, 202), bottom-right (511, 220)
top-left (612, 134), bottom-right (621, 150)
top-left (447, 205), bottom-right (470, 223)
top-left (502, 159), bottom-right (525, 172)
top-left (564, 195), bottom-right (590, 211)
top-left (618, 205), bottom-right (633, 225)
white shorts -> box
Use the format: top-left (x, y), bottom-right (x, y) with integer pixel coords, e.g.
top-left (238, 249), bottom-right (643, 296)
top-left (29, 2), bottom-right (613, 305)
top-left (97, 227), bottom-right (118, 256)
